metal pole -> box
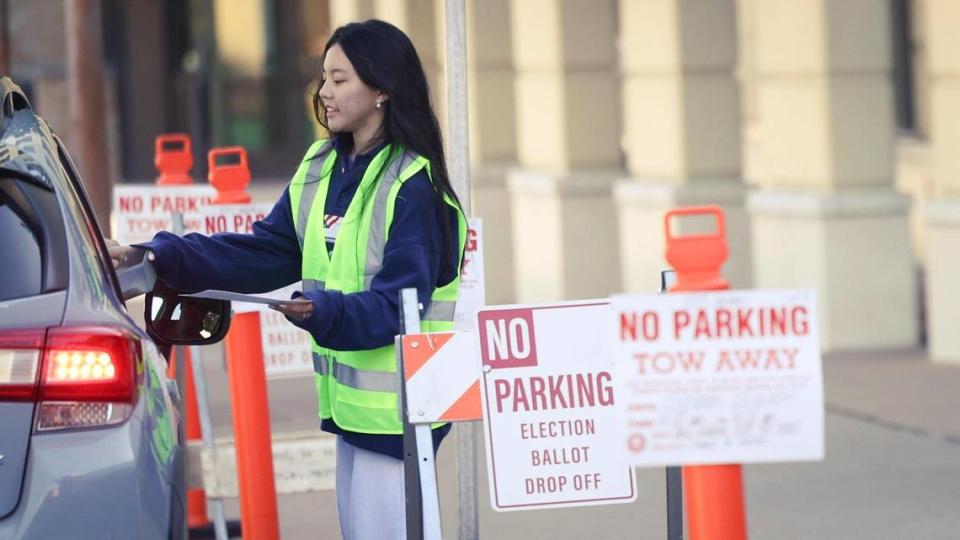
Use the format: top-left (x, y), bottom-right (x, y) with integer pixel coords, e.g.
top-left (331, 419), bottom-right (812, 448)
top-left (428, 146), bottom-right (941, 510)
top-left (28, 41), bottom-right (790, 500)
top-left (661, 270), bottom-right (684, 540)
top-left (400, 331), bottom-right (424, 540)
top-left (666, 467), bottom-right (684, 540)
top-left (445, 0), bottom-right (470, 211)
top-left (189, 345), bottom-right (230, 540)
top-left (65, 0), bottom-right (112, 234)
top-left (399, 288), bottom-right (443, 540)
top-left (443, 2), bottom-right (479, 539)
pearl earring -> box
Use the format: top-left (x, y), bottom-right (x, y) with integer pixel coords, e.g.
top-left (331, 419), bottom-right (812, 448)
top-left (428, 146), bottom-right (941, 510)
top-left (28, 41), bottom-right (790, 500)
top-left (375, 100), bottom-right (382, 109)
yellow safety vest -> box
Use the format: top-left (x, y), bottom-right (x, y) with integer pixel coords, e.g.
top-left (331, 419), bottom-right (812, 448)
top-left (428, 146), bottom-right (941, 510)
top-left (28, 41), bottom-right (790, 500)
top-left (288, 140), bottom-right (467, 434)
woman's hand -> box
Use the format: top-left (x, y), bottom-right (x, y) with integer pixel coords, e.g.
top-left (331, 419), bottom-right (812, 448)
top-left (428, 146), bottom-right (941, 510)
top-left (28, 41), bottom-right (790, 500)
top-left (105, 238), bottom-right (137, 268)
top-left (271, 299), bottom-right (315, 322)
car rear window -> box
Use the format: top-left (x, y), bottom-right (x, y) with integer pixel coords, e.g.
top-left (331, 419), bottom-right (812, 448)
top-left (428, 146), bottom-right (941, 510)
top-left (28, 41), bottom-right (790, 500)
top-left (0, 181), bottom-right (42, 301)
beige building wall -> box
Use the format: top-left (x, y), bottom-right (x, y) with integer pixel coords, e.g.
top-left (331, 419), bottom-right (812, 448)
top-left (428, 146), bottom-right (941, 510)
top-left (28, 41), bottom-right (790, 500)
top-left (745, 0), bottom-right (917, 351)
top-left (329, 0), bottom-right (375, 25)
top-left (922, 0), bottom-right (960, 363)
top-left (507, 0), bottom-right (622, 302)
top-left (615, 0), bottom-right (750, 294)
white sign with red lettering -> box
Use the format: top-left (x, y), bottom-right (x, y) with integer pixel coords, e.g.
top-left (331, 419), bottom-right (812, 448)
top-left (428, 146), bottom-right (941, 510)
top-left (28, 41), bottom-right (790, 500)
top-left (259, 307), bottom-right (314, 378)
top-left (454, 219), bottom-right (485, 332)
top-left (112, 185), bottom-right (216, 244)
top-left (477, 301), bottom-right (636, 512)
top-left (612, 289), bottom-right (823, 466)
top-left (197, 203), bottom-right (272, 236)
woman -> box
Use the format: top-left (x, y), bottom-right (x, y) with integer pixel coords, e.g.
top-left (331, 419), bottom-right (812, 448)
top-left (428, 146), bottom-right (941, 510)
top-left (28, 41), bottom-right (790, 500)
top-left (111, 19), bottom-right (466, 539)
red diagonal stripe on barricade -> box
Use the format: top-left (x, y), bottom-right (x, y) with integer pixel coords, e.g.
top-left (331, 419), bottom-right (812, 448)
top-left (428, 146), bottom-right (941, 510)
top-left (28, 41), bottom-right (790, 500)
top-left (402, 332), bottom-right (455, 380)
top-left (438, 380), bottom-right (482, 422)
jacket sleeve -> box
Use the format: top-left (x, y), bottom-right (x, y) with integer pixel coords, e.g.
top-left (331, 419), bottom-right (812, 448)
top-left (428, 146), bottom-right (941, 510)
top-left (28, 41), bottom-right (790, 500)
top-left (135, 188), bottom-right (303, 294)
top-left (288, 170), bottom-right (457, 351)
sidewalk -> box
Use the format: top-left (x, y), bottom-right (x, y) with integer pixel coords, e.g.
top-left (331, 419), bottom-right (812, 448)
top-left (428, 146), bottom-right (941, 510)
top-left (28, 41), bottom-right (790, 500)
top-left (744, 349), bottom-right (960, 540)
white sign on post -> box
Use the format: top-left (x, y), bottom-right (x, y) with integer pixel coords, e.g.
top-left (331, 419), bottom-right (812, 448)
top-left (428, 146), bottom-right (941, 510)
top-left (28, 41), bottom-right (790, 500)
top-left (476, 301), bottom-right (637, 512)
top-left (612, 289), bottom-right (823, 466)
top-left (259, 308), bottom-right (314, 378)
top-left (112, 185), bottom-right (216, 244)
top-left (454, 218), bottom-right (485, 332)
top-left (196, 203), bottom-right (271, 236)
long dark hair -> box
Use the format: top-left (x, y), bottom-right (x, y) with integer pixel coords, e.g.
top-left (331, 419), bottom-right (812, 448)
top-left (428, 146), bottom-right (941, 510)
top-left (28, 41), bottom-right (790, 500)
top-left (312, 20), bottom-right (462, 273)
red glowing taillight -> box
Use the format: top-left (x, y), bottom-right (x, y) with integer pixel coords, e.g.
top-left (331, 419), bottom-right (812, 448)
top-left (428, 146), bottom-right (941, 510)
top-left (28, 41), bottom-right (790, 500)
top-left (0, 326), bottom-right (141, 431)
top-left (40, 327), bottom-right (139, 403)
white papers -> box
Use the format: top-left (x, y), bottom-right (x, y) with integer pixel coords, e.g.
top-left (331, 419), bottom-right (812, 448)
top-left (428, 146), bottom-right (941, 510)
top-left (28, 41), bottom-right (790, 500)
top-left (180, 289), bottom-right (310, 307)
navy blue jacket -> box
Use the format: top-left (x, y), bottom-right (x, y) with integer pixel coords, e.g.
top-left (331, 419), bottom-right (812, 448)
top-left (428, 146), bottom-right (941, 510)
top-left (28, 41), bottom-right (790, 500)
top-left (140, 138), bottom-right (457, 458)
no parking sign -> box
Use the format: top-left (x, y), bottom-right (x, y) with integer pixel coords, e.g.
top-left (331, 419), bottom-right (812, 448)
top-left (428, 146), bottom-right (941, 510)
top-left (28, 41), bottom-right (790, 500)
top-left (612, 289), bottom-right (824, 466)
top-left (476, 301), bottom-right (636, 511)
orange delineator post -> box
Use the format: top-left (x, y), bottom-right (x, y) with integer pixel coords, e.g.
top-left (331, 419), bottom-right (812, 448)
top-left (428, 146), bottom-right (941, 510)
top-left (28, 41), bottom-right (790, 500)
top-left (664, 205), bottom-right (748, 540)
top-left (155, 134), bottom-right (193, 186)
top-left (154, 133), bottom-right (209, 527)
top-left (210, 146), bottom-right (279, 540)
top-left (165, 347), bottom-right (207, 526)
top-left (182, 348), bottom-right (209, 528)
top-left (208, 147), bottom-right (252, 205)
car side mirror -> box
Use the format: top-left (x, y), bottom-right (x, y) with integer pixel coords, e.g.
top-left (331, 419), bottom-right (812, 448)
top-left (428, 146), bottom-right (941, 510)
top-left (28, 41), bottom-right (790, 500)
top-left (144, 279), bottom-right (231, 345)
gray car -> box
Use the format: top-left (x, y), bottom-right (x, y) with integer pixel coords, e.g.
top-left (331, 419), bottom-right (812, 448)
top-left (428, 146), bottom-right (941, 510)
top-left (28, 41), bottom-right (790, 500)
top-left (0, 78), bottom-right (230, 539)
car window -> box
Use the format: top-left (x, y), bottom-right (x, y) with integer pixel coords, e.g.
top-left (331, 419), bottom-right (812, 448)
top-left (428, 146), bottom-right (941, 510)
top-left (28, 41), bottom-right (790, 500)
top-left (0, 180), bottom-right (43, 301)
top-left (54, 144), bottom-right (124, 302)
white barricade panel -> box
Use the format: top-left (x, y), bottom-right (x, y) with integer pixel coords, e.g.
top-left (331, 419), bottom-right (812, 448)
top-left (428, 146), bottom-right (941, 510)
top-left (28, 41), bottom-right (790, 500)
top-left (476, 301), bottom-right (637, 512)
top-left (612, 289), bottom-right (824, 466)
top-left (403, 332), bottom-right (481, 423)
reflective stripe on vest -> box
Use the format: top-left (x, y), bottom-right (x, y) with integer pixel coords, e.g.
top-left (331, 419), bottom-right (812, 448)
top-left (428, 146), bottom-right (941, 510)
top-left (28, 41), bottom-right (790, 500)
top-left (293, 141), bottom-right (335, 250)
top-left (311, 352), bottom-right (396, 393)
top-left (363, 150), bottom-right (420, 289)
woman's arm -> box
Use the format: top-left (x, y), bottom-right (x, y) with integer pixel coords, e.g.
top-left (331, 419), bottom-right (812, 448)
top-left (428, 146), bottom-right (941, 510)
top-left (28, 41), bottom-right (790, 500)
top-left (135, 188), bottom-right (303, 294)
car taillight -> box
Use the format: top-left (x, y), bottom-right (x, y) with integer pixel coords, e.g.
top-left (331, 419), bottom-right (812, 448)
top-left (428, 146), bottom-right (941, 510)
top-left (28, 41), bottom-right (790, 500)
top-left (41, 327), bottom-right (139, 403)
top-left (0, 329), bottom-right (44, 401)
top-left (1, 326), bottom-right (141, 431)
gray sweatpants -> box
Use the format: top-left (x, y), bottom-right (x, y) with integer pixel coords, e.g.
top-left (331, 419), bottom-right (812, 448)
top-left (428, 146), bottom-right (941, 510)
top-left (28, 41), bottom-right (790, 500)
top-left (335, 436), bottom-right (406, 540)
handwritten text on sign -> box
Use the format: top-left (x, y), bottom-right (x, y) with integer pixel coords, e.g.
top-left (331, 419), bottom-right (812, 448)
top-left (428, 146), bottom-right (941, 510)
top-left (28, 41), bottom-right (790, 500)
top-left (477, 302), bottom-right (636, 512)
top-left (612, 289), bottom-right (823, 466)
